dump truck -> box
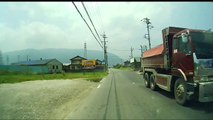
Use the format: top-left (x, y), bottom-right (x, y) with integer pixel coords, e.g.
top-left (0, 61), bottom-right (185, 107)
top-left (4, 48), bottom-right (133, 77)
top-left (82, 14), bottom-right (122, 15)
top-left (141, 26), bottom-right (213, 105)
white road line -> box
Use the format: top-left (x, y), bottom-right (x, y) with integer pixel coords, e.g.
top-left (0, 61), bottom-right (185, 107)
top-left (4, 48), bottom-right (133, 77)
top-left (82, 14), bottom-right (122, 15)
top-left (97, 84), bottom-right (101, 88)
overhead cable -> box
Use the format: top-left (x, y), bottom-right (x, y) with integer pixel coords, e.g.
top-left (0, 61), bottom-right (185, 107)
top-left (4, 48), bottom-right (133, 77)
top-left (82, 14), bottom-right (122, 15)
top-left (81, 2), bottom-right (102, 44)
top-left (72, 2), bottom-right (103, 48)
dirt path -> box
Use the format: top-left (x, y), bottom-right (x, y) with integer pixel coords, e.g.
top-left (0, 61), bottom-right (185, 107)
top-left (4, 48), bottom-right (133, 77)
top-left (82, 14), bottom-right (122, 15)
top-left (0, 79), bottom-right (98, 119)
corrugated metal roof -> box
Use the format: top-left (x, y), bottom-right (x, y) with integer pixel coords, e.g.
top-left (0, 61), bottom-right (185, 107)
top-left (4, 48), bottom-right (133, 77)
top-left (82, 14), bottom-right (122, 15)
top-left (143, 44), bottom-right (164, 58)
top-left (13, 59), bottom-right (56, 66)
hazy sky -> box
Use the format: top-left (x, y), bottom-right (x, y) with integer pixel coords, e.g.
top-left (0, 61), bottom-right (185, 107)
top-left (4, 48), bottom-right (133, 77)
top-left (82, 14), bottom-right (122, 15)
top-left (0, 2), bottom-right (212, 60)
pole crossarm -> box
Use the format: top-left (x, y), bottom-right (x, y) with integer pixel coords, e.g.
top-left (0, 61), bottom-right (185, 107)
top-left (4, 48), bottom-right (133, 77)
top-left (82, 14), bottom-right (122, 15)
top-left (141, 17), bottom-right (154, 50)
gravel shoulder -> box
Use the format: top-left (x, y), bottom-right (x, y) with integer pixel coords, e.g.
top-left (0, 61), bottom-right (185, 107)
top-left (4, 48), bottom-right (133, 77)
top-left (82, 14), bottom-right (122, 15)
top-left (0, 79), bottom-right (98, 119)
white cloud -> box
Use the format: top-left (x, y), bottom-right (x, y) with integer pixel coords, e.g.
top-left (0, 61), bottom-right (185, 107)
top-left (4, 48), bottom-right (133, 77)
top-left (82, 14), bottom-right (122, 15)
top-left (94, 2), bottom-right (176, 58)
top-left (0, 2), bottom-right (212, 60)
top-left (0, 21), bottom-right (89, 52)
top-left (0, 2), bottom-right (177, 58)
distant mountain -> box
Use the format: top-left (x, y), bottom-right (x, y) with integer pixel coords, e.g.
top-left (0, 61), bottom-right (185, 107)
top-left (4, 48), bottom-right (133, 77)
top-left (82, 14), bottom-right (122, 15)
top-left (2, 48), bottom-right (122, 67)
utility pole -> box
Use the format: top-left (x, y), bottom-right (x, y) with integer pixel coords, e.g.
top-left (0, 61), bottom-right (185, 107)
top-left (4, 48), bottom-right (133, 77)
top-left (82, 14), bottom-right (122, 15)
top-left (0, 50), bottom-right (3, 65)
top-left (84, 42), bottom-right (87, 59)
top-left (140, 45), bottom-right (147, 57)
top-left (130, 47), bottom-right (134, 58)
top-left (140, 45), bottom-right (143, 56)
top-left (141, 17), bottom-right (154, 50)
top-left (6, 55), bottom-right (9, 65)
top-left (101, 33), bottom-right (108, 71)
top-left (27, 55), bottom-right (29, 61)
top-left (17, 55), bottom-right (20, 62)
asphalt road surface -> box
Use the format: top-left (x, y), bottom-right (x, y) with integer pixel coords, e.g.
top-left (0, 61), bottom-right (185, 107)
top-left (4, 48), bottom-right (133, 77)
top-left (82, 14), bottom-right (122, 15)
top-left (1, 69), bottom-right (213, 119)
top-left (66, 69), bottom-right (213, 119)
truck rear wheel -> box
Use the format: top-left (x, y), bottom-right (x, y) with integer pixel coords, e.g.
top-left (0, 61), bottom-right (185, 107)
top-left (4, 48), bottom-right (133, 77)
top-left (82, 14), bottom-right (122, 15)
top-left (174, 78), bottom-right (187, 105)
top-left (150, 74), bottom-right (158, 91)
top-left (144, 73), bottom-right (150, 88)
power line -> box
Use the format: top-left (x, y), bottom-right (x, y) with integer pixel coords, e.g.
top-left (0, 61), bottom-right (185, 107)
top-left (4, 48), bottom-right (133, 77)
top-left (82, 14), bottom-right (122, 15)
top-left (108, 48), bottom-right (129, 52)
top-left (90, 3), bottom-right (104, 35)
top-left (81, 2), bottom-right (102, 44)
top-left (96, 3), bottom-right (105, 33)
top-left (72, 2), bottom-right (103, 48)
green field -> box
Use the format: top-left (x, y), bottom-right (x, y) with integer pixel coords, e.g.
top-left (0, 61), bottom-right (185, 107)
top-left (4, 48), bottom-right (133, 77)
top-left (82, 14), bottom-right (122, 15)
top-left (0, 71), bottom-right (108, 84)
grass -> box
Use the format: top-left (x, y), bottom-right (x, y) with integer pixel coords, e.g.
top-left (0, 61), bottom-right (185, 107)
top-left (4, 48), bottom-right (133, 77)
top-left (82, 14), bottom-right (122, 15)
top-left (0, 71), bottom-right (108, 84)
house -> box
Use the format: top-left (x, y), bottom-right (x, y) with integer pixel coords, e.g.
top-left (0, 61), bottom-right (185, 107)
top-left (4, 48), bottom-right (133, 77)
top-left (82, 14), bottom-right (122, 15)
top-left (69, 56), bottom-right (105, 72)
top-left (12, 58), bottom-right (63, 73)
top-left (70, 56), bottom-right (87, 71)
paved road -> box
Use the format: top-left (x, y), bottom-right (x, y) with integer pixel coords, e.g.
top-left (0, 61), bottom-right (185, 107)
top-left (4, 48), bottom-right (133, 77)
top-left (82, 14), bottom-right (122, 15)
top-left (66, 68), bottom-right (213, 119)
